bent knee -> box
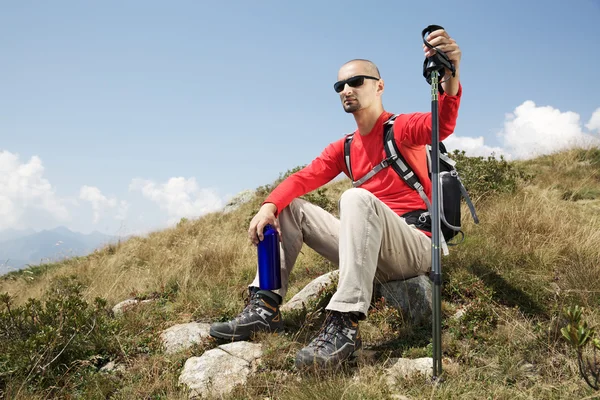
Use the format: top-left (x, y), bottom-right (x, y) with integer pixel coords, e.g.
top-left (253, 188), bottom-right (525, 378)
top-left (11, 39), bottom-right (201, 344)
top-left (339, 188), bottom-right (374, 208)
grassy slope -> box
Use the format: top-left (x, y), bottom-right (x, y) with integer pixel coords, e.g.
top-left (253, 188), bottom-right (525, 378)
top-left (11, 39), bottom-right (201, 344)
top-left (1, 148), bottom-right (600, 399)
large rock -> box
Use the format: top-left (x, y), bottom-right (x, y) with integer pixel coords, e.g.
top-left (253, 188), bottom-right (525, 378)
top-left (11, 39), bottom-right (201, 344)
top-left (375, 275), bottom-right (432, 326)
top-left (161, 322), bottom-right (211, 354)
top-left (179, 342), bottom-right (262, 399)
top-left (223, 189), bottom-right (254, 214)
top-left (282, 270), bottom-right (432, 326)
top-left (281, 270), bottom-right (338, 312)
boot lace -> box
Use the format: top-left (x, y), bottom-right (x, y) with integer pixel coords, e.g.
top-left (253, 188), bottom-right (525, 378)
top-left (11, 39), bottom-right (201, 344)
top-left (235, 290), bottom-right (261, 321)
top-left (313, 312), bottom-right (347, 350)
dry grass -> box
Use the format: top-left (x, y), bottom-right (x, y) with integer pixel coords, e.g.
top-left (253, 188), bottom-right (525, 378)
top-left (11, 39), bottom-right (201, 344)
top-left (1, 148), bottom-right (600, 399)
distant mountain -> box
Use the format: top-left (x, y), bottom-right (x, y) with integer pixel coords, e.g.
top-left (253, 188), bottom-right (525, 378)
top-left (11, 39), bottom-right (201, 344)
top-left (0, 228), bottom-right (36, 242)
top-left (0, 260), bottom-right (26, 276)
top-left (0, 227), bottom-right (119, 275)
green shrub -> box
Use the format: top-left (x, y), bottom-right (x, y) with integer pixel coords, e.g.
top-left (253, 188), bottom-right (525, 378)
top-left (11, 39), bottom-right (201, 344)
top-left (576, 147), bottom-right (600, 166)
top-left (2, 262), bottom-right (64, 283)
top-left (451, 150), bottom-right (531, 201)
top-left (561, 187), bottom-right (600, 201)
top-left (0, 276), bottom-right (121, 392)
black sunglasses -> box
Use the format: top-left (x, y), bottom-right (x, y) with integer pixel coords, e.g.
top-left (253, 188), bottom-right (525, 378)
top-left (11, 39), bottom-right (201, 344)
top-left (333, 75), bottom-right (380, 93)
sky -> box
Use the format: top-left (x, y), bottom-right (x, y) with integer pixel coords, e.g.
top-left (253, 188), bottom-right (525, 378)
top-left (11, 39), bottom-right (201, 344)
top-left (1, 0), bottom-right (599, 237)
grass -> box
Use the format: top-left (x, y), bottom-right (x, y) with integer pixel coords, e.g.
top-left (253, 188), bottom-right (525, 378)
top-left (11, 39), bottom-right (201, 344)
top-left (1, 147), bottom-right (600, 399)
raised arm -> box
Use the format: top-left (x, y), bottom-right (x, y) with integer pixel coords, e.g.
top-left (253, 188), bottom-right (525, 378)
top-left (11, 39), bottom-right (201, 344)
top-left (396, 28), bottom-right (463, 145)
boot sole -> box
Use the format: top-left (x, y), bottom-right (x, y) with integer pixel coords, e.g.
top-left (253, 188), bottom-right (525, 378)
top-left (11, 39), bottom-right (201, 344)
top-left (209, 326), bottom-right (284, 342)
top-left (209, 327), bottom-right (247, 342)
top-left (295, 348), bottom-right (362, 370)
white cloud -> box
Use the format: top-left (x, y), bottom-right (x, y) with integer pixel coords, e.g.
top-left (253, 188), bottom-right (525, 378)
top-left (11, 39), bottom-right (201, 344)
top-left (0, 151), bottom-right (69, 230)
top-left (79, 185), bottom-right (128, 224)
top-left (499, 101), bottom-right (600, 159)
top-left (444, 102), bottom-right (600, 160)
top-left (130, 177), bottom-right (224, 224)
top-left (585, 108), bottom-right (600, 133)
top-left (443, 135), bottom-right (508, 159)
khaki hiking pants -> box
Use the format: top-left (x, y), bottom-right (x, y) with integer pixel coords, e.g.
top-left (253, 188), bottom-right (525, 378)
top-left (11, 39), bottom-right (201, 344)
top-left (249, 188), bottom-right (432, 317)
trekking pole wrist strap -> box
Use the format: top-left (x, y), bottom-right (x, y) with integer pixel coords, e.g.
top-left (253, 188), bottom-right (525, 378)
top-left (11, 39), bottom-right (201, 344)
top-left (422, 24), bottom-right (456, 85)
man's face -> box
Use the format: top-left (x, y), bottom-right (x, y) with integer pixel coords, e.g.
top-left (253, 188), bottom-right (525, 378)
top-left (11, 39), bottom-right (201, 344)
top-left (336, 62), bottom-right (381, 114)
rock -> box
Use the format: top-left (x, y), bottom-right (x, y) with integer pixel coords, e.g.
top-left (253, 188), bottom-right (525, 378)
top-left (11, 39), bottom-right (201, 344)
top-left (519, 362), bottom-right (536, 375)
top-left (282, 270), bottom-right (431, 326)
top-left (99, 361), bottom-right (126, 373)
top-left (223, 190), bottom-right (254, 214)
top-left (375, 275), bottom-right (432, 326)
top-left (219, 341), bottom-right (263, 363)
top-left (390, 395), bottom-right (411, 400)
top-left (452, 307), bottom-right (466, 320)
top-left (179, 342), bottom-right (262, 399)
top-left (281, 270), bottom-right (339, 312)
top-left (112, 298), bottom-right (155, 317)
top-left (161, 322), bottom-right (211, 354)
top-left (385, 357), bottom-right (433, 386)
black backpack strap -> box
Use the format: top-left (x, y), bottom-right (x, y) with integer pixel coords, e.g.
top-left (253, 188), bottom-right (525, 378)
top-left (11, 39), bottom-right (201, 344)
top-left (344, 133), bottom-right (354, 181)
top-left (458, 174), bottom-right (480, 224)
top-left (383, 116), bottom-right (449, 255)
top-left (429, 144), bottom-right (480, 226)
top-left (383, 117), bottom-right (432, 213)
top-left (344, 126), bottom-right (399, 188)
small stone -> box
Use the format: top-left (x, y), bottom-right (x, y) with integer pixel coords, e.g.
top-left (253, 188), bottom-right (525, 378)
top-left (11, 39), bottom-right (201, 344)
top-left (112, 298), bottom-right (155, 317)
top-left (385, 357), bottom-right (433, 387)
top-left (452, 307), bottom-right (466, 320)
top-left (100, 361), bottom-right (125, 373)
top-left (520, 362), bottom-right (535, 374)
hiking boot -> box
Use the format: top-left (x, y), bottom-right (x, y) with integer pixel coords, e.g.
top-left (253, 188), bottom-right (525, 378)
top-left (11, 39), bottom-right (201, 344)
top-left (295, 310), bottom-right (361, 369)
top-left (209, 287), bottom-right (283, 342)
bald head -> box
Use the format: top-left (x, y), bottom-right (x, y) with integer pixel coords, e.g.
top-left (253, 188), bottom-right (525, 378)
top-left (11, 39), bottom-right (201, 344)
top-left (340, 59), bottom-right (381, 79)
top-left (335, 59), bottom-right (384, 115)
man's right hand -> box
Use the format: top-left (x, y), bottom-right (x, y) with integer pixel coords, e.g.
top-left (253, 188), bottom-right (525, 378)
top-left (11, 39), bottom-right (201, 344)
top-left (248, 203), bottom-right (280, 246)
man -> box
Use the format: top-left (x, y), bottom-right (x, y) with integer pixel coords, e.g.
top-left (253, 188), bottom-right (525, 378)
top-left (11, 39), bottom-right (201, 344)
top-left (210, 28), bottom-right (462, 369)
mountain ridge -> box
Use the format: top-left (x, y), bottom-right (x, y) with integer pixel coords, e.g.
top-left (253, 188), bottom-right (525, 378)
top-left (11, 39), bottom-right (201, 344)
top-left (0, 226), bottom-right (119, 275)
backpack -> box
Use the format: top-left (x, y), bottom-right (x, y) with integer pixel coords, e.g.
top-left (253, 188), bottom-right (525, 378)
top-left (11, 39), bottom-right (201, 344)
top-left (343, 114), bottom-right (479, 255)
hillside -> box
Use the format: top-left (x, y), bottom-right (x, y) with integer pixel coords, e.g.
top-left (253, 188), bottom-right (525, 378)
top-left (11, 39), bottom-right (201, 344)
top-left (1, 148), bottom-right (600, 399)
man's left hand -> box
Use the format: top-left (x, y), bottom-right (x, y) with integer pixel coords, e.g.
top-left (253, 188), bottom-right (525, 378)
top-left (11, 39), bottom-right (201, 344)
top-left (423, 28), bottom-right (461, 95)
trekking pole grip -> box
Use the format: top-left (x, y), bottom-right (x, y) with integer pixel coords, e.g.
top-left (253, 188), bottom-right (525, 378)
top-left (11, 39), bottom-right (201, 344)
top-left (422, 24), bottom-right (455, 84)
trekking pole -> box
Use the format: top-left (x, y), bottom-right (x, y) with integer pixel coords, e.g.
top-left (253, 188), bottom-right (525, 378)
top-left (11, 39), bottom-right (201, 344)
top-left (421, 24), bottom-right (456, 382)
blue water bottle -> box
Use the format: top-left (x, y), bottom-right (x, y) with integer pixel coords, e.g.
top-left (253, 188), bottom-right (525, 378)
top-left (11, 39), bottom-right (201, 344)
top-left (257, 224), bottom-right (282, 290)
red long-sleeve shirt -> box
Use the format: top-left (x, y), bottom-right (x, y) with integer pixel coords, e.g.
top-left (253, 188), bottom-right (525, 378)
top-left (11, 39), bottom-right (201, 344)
top-left (265, 85), bottom-right (462, 235)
